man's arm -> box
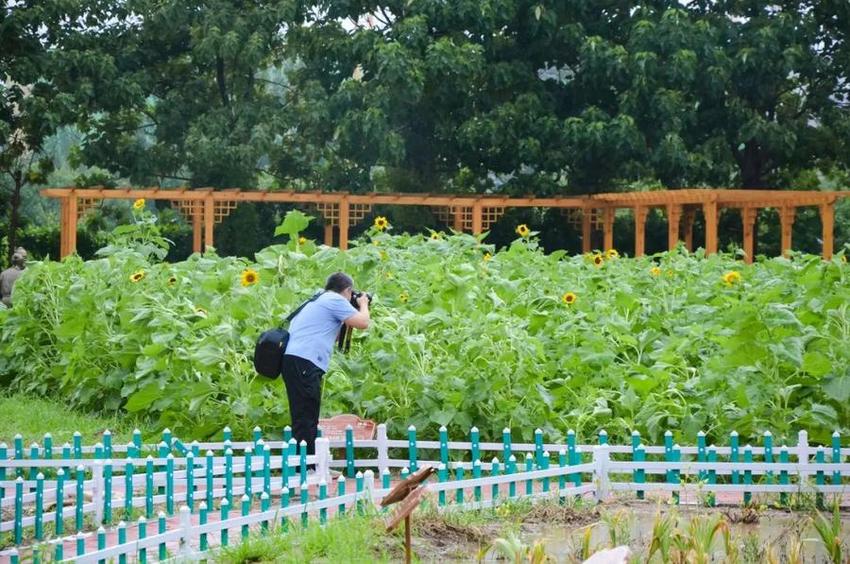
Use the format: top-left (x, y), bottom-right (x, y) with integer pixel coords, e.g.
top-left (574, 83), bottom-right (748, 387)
top-left (344, 294), bottom-right (370, 329)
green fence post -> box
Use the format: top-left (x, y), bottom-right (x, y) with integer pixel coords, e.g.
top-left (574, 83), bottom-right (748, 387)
top-left (261, 491), bottom-right (271, 533)
top-left (354, 470), bottom-right (364, 513)
top-left (158, 511), bottom-right (166, 561)
top-left (567, 430), bottom-right (578, 486)
top-left (280, 487), bottom-right (290, 532)
top-left (76, 531), bottom-right (86, 558)
top-left (9, 549), bottom-right (18, 564)
top-left (382, 468), bottom-right (391, 490)
top-left (598, 429), bottom-right (608, 446)
top-left (438, 463), bottom-right (447, 507)
top-left (253, 426), bottom-right (262, 449)
top-left (440, 426), bottom-right (449, 469)
top-left (191, 440), bottom-right (200, 458)
top-left (743, 444), bottom-right (753, 506)
top-left (103, 430), bottom-right (112, 460)
top-left (408, 425), bottom-right (418, 473)
top-left (630, 431), bottom-right (643, 500)
top-left (132, 429), bottom-right (142, 455)
top-left (763, 431), bottom-right (774, 484)
top-left (541, 451), bottom-right (550, 494)
top-left (635, 444), bottom-right (646, 501)
top-left (345, 425), bottom-right (355, 478)
top-left (124, 457), bottom-right (133, 519)
top-left (319, 481), bottom-right (328, 525)
top-left (534, 428), bottom-right (544, 469)
top-left (62, 442), bottom-right (71, 477)
top-left (117, 521), bottom-right (127, 564)
top-left (138, 516), bottom-right (147, 564)
top-left (697, 431), bottom-right (706, 485)
top-left (30, 442), bottom-right (40, 481)
top-left (779, 445), bottom-right (789, 507)
top-left (220, 498), bottom-right (230, 547)
top-left (707, 445), bottom-right (717, 507)
top-left (262, 443), bottom-right (271, 498)
top-left (199, 502), bottom-right (209, 551)
top-left (55, 468), bottom-right (65, 535)
top-left (664, 430), bottom-right (673, 496)
top-left (244, 447), bottom-right (253, 500)
top-left (241, 494), bottom-right (250, 539)
top-left (14, 434), bottom-right (23, 479)
top-left (301, 479), bottom-right (309, 528)
top-left (75, 465), bottom-right (85, 532)
top-left (730, 431), bottom-right (740, 484)
top-left (145, 456), bottom-right (154, 518)
top-left (97, 526), bottom-right (106, 564)
top-left (162, 428), bottom-right (172, 451)
top-left (455, 462), bottom-right (465, 504)
top-left (831, 431), bottom-right (841, 486)
top-left (44, 433), bottom-right (53, 461)
top-left (166, 454), bottom-right (175, 516)
top-left (401, 467), bottom-right (410, 483)
top-left (492, 457), bottom-right (501, 503)
top-left (525, 453), bottom-right (533, 496)
top-left (203, 450), bottom-right (214, 511)
top-left (508, 455), bottom-right (517, 498)
top-left (225, 448), bottom-right (234, 505)
top-left (283, 425), bottom-right (291, 443)
top-left (815, 446), bottom-right (825, 510)
top-left (338, 475), bottom-right (347, 516)
top-left (288, 439), bottom-right (297, 499)
top-left (186, 452), bottom-right (195, 513)
top-left (54, 533), bottom-right (64, 561)
top-left (502, 428), bottom-right (512, 471)
top-left (471, 427), bottom-right (481, 469)
top-left (299, 441), bottom-right (308, 486)
top-left (104, 459), bottom-right (113, 524)
top-left (35, 472), bottom-right (44, 540)
top-left (157, 441), bottom-right (168, 496)
top-left (473, 459), bottom-right (482, 502)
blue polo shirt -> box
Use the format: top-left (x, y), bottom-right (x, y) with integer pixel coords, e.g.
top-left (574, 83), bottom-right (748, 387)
top-left (284, 291), bottom-right (358, 371)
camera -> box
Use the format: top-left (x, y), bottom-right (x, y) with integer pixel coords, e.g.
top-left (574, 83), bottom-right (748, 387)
top-left (350, 291), bottom-right (373, 309)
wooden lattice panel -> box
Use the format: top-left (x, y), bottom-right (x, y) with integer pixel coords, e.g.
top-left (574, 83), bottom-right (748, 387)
top-left (563, 208), bottom-right (603, 230)
top-left (349, 203), bottom-right (372, 225)
top-left (433, 206), bottom-right (472, 231)
top-left (78, 198), bottom-right (101, 215)
top-left (482, 207), bottom-right (505, 230)
top-left (170, 200), bottom-right (202, 222)
top-left (308, 202), bottom-right (372, 227)
top-left (314, 202), bottom-right (339, 226)
top-left (214, 201), bottom-right (237, 224)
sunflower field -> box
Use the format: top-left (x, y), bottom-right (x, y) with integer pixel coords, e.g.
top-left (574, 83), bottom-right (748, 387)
top-left (1, 209), bottom-right (849, 447)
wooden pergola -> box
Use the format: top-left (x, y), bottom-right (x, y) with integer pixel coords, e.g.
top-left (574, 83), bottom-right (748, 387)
top-left (41, 187), bottom-right (850, 261)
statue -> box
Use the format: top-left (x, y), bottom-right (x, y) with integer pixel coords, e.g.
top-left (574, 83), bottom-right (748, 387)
top-left (0, 247), bottom-right (27, 307)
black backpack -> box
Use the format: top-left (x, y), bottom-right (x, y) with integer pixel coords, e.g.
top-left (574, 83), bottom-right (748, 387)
top-left (253, 292), bottom-right (323, 378)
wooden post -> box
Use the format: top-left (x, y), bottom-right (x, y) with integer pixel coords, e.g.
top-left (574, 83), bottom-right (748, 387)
top-left (683, 208), bottom-right (696, 252)
top-left (203, 196), bottom-right (214, 251)
top-left (602, 207), bottom-right (615, 253)
top-left (666, 204), bottom-right (682, 251)
top-left (324, 223), bottom-right (334, 247)
top-left (453, 206), bottom-right (464, 232)
top-left (339, 196), bottom-right (350, 250)
top-left (581, 209), bottom-right (592, 254)
top-left (820, 201), bottom-right (835, 260)
top-left (703, 201), bottom-right (718, 255)
top-left (741, 207), bottom-right (757, 264)
top-left (59, 197), bottom-right (69, 258)
top-left (634, 206), bottom-right (648, 257)
top-left (471, 202), bottom-right (483, 235)
top-left (67, 193), bottom-right (78, 257)
top-left (780, 206), bottom-right (795, 256)
top-left (192, 205), bottom-right (202, 254)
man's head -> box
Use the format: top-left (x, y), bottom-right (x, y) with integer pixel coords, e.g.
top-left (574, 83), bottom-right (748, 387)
top-left (325, 272), bottom-right (354, 300)
top-left (11, 253), bottom-right (24, 268)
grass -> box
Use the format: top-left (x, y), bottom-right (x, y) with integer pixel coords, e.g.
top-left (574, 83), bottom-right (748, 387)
top-left (0, 393), bottom-right (152, 446)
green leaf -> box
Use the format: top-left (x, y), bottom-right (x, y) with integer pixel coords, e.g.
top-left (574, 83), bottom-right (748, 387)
top-left (125, 383), bottom-right (162, 412)
top-left (823, 375), bottom-right (850, 403)
top-left (803, 351), bottom-right (832, 377)
top-left (274, 210), bottom-right (313, 239)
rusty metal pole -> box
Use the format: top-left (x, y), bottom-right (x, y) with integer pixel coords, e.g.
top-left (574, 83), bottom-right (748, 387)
top-left (404, 515), bottom-right (411, 564)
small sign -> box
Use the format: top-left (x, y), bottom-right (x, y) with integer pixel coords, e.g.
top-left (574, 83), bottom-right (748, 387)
top-left (381, 466), bottom-right (436, 508)
top-left (385, 485), bottom-right (429, 532)
top-left (318, 414), bottom-right (377, 441)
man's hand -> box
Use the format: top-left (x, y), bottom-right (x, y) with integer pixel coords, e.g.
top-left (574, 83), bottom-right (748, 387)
top-left (357, 293), bottom-right (370, 310)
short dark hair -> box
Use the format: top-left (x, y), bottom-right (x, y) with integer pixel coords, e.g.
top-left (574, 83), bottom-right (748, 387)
top-left (325, 272), bottom-right (354, 293)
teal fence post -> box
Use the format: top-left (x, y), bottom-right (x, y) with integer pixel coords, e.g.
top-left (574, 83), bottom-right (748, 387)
top-left (44, 433), bottom-right (53, 461)
top-left (157, 440), bottom-right (168, 495)
top-left (241, 494), bottom-right (250, 539)
top-left (743, 444), bottom-right (753, 506)
top-left (438, 463), bottom-right (447, 507)
top-left (145, 456), bottom-right (154, 518)
top-left (76, 531), bottom-right (86, 558)
top-left (664, 430), bottom-right (673, 497)
top-left (191, 440), bottom-right (200, 458)
top-left (508, 455), bottom-right (517, 498)
top-left (55, 468), bottom-right (65, 535)
top-left (455, 463), bottom-right (465, 504)
top-left (831, 431), bottom-right (841, 486)
top-left (97, 526), bottom-right (106, 564)
top-left (186, 452), bottom-right (195, 513)
top-left (262, 443), bottom-right (271, 498)
top-left (707, 445), bottom-right (717, 507)
top-left (779, 445), bottom-right (789, 507)
top-left (319, 481), bottom-right (327, 525)
top-left (253, 426), bottom-right (262, 449)
top-left (288, 439), bottom-right (297, 498)
top-left (280, 487), bottom-right (289, 532)
top-left (471, 427), bottom-right (480, 469)
top-left (9, 549), bottom-right (18, 564)
top-left (283, 425), bottom-right (291, 443)
top-left (300, 479), bottom-right (309, 528)
top-left (697, 431), bottom-right (707, 484)
top-left (281, 440), bottom-right (291, 491)
top-left (75, 465), bottom-right (85, 531)
top-left (382, 468), bottom-right (391, 490)
top-left (541, 451), bottom-right (550, 494)
top-left (220, 498), bottom-right (230, 547)
top-left (401, 467), bottom-right (410, 483)
top-left (14, 434), bottom-right (23, 479)
top-left (158, 511), bottom-right (166, 561)
top-left (567, 430), bottom-right (578, 486)
top-left (299, 441), bottom-right (307, 486)
top-left (104, 459), bottom-right (113, 524)
top-left (764, 431), bottom-right (774, 484)
top-left (408, 425), bottom-right (418, 473)
top-left (199, 502), bottom-right (209, 551)
top-left (815, 446), bottom-right (825, 510)
top-left (502, 428), bottom-right (512, 471)
top-left (35, 472), bottom-right (44, 540)
top-left (225, 448), bottom-right (234, 505)
top-left (138, 516), bottom-right (147, 564)
top-left (261, 491), bottom-right (271, 533)
top-left (205, 450), bottom-right (214, 510)
top-left (730, 431), bottom-right (740, 484)
top-left (166, 454), bottom-right (175, 515)
top-left (673, 444), bottom-right (681, 505)
top-left (525, 453), bottom-right (533, 496)
top-left (492, 457), bottom-right (501, 503)
top-left (440, 426), bottom-right (449, 469)
top-left (162, 429), bottom-right (172, 451)
top-left (473, 459), bottom-right (482, 502)
top-left (117, 521), bottom-right (126, 564)
top-left (345, 425), bottom-right (355, 478)
top-left (635, 444), bottom-right (646, 500)
top-left (631, 431), bottom-right (643, 500)
top-left (124, 457), bottom-right (133, 518)
top-left (598, 429), bottom-right (608, 446)
top-left (62, 442), bottom-right (71, 477)
top-left (103, 430), bottom-right (112, 459)
top-left (534, 428), bottom-right (544, 469)
top-left (338, 475), bottom-right (347, 516)
top-left (133, 429), bottom-right (142, 454)
top-left (355, 471), bottom-right (364, 515)
top-left (30, 442), bottom-right (40, 481)
top-left (244, 447), bottom-right (253, 500)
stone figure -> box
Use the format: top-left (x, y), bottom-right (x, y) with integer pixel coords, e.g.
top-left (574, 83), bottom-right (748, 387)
top-left (0, 248), bottom-right (27, 307)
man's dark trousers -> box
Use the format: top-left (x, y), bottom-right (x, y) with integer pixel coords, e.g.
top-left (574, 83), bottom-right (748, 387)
top-left (281, 354), bottom-right (324, 457)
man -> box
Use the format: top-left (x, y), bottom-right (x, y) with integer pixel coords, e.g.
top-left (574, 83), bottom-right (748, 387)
top-left (282, 272), bottom-right (370, 460)
top-left (0, 248), bottom-right (27, 307)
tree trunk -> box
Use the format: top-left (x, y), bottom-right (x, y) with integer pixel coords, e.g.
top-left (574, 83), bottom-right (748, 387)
top-left (8, 172), bottom-right (23, 264)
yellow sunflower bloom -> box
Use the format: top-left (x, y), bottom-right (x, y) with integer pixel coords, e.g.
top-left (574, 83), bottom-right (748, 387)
top-left (298, 236), bottom-right (307, 245)
top-left (593, 254), bottom-right (604, 267)
top-left (130, 270), bottom-right (145, 283)
top-left (722, 271), bottom-right (741, 286)
top-left (515, 224), bottom-right (530, 238)
top-left (841, 255), bottom-right (847, 263)
top-left (483, 252), bottom-right (492, 261)
top-left (167, 276), bottom-right (177, 286)
top-left (430, 231), bottom-right (441, 240)
top-left (241, 268), bottom-right (259, 287)
top-left (133, 198), bottom-right (145, 211)
top-left (562, 292), bottom-right (577, 305)
top-left (650, 266), bottom-right (661, 276)
top-left (399, 291), bottom-right (409, 303)
top-left (374, 216), bottom-right (389, 231)
top-left (194, 307), bottom-right (207, 317)
top-left (606, 249), bottom-right (619, 259)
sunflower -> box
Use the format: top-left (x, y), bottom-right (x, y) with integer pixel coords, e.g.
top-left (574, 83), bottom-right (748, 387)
top-left (515, 224), bottom-right (530, 238)
top-left (130, 270), bottom-right (145, 283)
top-left (167, 275), bottom-right (177, 286)
top-left (298, 236), bottom-right (307, 245)
top-left (240, 268), bottom-right (259, 287)
top-left (841, 255), bottom-right (847, 263)
top-left (132, 198), bottom-right (145, 211)
top-left (606, 249), bottom-right (619, 259)
top-left (430, 231), bottom-right (441, 240)
top-left (562, 292), bottom-right (577, 305)
top-left (194, 307), bottom-right (207, 317)
top-left (399, 291), bottom-right (409, 303)
top-left (593, 253), bottom-right (604, 267)
top-left (722, 271), bottom-right (741, 286)
top-left (650, 266), bottom-right (661, 276)
top-left (373, 216), bottom-right (389, 231)
top-left (483, 252), bottom-right (492, 261)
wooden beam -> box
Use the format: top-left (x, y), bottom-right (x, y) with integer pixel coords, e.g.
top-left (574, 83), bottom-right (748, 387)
top-left (666, 204), bottom-right (683, 251)
top-left (339, 196), bottom-right (350, 250)
top-left (780, 206), bottom-right (796, 256)
top-left (741, 207), bottom-right (757, 264)
top-left (821, 201), bottom-right (835, 260)
top-left (67, 193), bottom-right (78, 257)
top-left (471, 202), bottom-right (483, 235)
top-left (581, 209), bottom-right (592, 254)
top-left (203, 195), bottom-right (214, 251)
top-left (192, 205), bottom-right (202, 254)
top-left (683, 207), bottom-right (696, 252)
top-left (703, 200), bottom-right (718, 255)
top-left (453, 207), bottom-right (464, 231)
top-left (59, 197), bottom-right (69, 258)
top-left (324, 223), bottom-right (334, 247)
top-left (602, 207), bottom-right (615, 253)
top-left (634, 206), bottom-right (648, 257)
